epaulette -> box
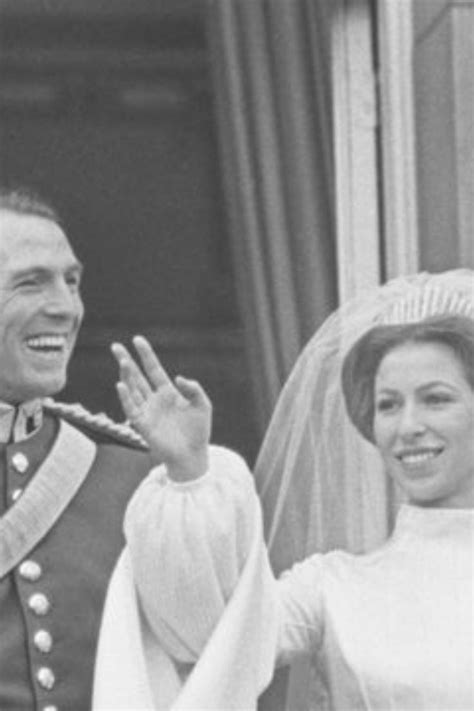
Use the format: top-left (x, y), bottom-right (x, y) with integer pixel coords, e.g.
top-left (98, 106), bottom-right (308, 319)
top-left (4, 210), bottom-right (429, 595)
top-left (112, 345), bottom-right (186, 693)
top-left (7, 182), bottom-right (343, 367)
top-left (43, 398), bottom-right (148, 451)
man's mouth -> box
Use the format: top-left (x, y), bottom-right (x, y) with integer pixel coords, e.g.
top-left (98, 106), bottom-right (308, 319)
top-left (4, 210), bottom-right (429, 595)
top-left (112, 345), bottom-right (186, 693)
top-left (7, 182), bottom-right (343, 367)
top-left (25, 334), bottom-right (69, 355)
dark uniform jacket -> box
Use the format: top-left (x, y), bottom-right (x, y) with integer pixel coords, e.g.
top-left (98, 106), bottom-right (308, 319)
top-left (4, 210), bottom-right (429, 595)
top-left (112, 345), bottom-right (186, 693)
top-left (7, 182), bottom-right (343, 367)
top-left (0, 404), bottom-right (152, 711)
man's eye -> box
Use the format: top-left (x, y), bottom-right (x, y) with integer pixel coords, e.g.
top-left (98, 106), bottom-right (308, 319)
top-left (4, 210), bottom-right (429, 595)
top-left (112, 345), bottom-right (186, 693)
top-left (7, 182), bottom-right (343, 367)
top-left (66, 272), bottom-right (82, 289)
top-left (18, 278), bottom-right (40, 288)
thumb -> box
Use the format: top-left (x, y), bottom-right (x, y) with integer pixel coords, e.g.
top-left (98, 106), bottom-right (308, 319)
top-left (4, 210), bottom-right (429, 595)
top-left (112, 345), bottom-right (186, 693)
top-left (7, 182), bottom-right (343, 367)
top-left (175, 376), bottom-right (211, 409)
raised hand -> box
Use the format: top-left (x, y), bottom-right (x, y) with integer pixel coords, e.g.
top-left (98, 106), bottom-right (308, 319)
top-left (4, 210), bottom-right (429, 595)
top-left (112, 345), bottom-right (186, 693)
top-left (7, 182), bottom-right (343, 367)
top-left (111, 335), bottom-right (212, 481)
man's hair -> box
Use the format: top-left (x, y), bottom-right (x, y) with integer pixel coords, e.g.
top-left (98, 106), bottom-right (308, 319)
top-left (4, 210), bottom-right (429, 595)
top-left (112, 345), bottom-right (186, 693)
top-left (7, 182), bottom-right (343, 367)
top-left (0, 186), bottom-right (61, 225)
top-left (341, 315), bottom-right (474, 443)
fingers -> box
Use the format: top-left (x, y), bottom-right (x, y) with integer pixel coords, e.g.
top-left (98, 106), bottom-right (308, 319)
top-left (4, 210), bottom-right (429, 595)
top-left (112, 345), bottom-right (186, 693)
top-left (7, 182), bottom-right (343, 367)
top-left (111, 336), bottom-right (173, 399)
top-left (175, 376), bottom-right (211, 411)
top-left (112, 337), bottom-right (208, 413)
top-left (132, 335), bottom-right (171, 390)
top-left (111, 342), bottom-right (151, 401)
top-left (116, 381), bottom-right (141, 422)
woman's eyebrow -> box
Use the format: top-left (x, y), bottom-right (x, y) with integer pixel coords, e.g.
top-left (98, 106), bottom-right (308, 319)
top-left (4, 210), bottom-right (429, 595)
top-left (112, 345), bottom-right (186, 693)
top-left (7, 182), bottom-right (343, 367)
top-left (417, 381), bottom-right (457, 391)
top-left (374, 386), bottom-right (398, 395)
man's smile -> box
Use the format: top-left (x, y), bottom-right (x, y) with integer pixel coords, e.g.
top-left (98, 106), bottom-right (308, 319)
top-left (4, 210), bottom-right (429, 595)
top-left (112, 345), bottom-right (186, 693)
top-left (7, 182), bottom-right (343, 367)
top-left (23, 332), bottom-right (74, 362)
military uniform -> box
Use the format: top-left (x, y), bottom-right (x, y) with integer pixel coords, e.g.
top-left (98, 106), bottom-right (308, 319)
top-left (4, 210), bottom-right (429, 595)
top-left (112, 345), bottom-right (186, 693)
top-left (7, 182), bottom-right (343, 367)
top-left (0, 400), bottom-right (152, 711)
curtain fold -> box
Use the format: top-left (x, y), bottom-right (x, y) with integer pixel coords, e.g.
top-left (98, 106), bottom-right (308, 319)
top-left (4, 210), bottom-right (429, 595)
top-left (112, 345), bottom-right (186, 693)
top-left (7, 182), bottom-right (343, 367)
top-left (206, 3), bottom-right (348, 709)
top-left (206, 0), bottom-right (338, 436)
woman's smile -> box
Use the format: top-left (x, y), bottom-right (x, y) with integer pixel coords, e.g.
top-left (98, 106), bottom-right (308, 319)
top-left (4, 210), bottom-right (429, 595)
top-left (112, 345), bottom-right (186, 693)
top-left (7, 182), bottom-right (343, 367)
top-left (374, 341), bottom-right (474, 508)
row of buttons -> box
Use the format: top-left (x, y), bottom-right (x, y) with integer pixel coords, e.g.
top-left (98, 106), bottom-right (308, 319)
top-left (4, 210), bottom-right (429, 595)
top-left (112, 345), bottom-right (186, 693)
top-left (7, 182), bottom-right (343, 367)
top-left (10, 452), bottom-right (30, 502)
top-left (10, 448), bottom-right (58, 710)
top-left (18, 557), bottom-right (58, 708)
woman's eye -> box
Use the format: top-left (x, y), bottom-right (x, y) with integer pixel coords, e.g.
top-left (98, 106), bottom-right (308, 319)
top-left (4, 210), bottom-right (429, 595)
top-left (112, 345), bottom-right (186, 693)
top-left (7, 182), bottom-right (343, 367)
top-left (376, 398), bottom-right (397, 413)
top-left (425, 393), bottom-right (452, 406)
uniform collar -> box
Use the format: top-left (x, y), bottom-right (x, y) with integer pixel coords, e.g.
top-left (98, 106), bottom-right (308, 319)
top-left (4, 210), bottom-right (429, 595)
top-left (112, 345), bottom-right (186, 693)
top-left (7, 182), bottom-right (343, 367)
top-left (0, 399), bottom-right (44, 443)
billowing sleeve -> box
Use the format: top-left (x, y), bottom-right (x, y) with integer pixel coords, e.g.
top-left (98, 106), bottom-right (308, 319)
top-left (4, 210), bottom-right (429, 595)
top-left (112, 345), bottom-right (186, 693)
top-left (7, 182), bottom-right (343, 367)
top-left (123, 445), bottom-right (258, 664)
top-left (124, 444), bottom-right (327, 672)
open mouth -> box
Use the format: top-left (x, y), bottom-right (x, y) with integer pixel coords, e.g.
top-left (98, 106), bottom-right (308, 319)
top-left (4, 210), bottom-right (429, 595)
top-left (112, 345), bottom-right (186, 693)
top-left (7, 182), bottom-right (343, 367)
top-left (25, 334), bottom-right (68, 357)
top-left (396, 448), bottom-right (443, 466)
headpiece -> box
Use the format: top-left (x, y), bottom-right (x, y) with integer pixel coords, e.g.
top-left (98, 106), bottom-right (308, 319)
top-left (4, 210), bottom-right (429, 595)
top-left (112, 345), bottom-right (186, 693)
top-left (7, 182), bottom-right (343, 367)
top-left (377, 279), bottom-right (473, 325)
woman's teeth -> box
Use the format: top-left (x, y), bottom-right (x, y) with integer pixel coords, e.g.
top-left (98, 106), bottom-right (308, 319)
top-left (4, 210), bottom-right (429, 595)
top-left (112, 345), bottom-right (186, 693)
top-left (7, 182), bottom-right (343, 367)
top-left (399, 450), bottom-right (440, 465)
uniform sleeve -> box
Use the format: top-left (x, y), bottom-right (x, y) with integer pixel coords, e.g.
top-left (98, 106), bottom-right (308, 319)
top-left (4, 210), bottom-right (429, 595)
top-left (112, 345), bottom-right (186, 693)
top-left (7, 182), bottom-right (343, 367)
top-left (123, 445), bottom-right (258, 664)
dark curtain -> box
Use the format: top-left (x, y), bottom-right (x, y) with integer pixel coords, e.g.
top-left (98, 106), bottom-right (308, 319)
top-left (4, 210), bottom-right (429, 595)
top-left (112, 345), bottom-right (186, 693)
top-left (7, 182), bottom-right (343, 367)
top-left (206, 0), bottom-right (338, 436)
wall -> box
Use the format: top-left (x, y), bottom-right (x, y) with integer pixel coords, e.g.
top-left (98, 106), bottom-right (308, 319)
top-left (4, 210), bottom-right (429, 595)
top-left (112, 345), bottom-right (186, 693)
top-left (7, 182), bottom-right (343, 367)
top-left (412, 0), bottom-right (474, 269)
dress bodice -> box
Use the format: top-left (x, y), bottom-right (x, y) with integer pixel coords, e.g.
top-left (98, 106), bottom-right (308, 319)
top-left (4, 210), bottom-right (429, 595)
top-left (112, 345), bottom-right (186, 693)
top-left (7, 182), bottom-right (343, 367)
top-left (306, 505), bottom-right (474, 710)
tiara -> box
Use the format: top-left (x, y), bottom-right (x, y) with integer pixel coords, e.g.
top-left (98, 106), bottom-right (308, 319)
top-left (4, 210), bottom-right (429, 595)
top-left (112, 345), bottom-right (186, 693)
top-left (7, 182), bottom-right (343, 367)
top-left (378, 284), bottom-right (474, 326)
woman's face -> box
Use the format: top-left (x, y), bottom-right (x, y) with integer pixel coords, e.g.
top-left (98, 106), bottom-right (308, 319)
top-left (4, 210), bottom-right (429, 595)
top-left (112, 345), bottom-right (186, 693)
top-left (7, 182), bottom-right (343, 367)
top-left (373, 340), bottom-right (474, 508)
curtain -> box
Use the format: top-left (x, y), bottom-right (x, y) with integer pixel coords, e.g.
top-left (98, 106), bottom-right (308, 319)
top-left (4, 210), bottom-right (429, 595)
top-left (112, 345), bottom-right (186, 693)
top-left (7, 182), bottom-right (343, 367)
top-left (206, 0), bottom-right (338, 437)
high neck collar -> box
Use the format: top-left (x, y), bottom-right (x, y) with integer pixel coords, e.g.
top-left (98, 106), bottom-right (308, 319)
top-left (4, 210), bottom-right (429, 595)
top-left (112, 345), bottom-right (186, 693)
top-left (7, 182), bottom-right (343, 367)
top-left (393, 503), bottom-right (474, 545)
top-left (0, 399), bottom-right (44, 443)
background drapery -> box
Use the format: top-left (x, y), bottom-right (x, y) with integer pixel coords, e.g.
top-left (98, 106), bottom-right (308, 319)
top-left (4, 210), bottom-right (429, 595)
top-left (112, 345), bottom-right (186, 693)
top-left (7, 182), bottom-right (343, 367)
top-left (206, 0), bottom-right (338, 437)
top-left (206, 2), bottom-right (389, 710)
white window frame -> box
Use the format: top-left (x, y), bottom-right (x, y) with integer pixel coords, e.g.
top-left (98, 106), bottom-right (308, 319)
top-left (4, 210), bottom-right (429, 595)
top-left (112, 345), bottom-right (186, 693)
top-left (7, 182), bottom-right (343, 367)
top-left (332, 0), bottom-right (420, 301)
top-left (377, 0), bottom-right (419, 278)
top-left (332, 0), bottom-right (381, 303)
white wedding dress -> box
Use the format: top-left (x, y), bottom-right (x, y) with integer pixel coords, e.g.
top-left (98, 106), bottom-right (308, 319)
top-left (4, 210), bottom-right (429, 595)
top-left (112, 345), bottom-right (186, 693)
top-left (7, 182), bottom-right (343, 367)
top-left (93, 445), bottom-right (473, 710)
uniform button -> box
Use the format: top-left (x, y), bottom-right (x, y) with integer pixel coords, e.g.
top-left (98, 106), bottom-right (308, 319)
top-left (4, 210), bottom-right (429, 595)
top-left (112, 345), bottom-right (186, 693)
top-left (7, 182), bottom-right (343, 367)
top-left (28, 593), bottom-right (51, 616)
top-left (34, 629), bottom-right (53, 653)
top-left (36, 666), bottom-right (55, 690)
top-left (19, 560), bottom-right (43, 582)
top-left (12, 452), bottom-right (29, 474)
top-left (11, 488), bottom-right (23, 502)
top-left (42, 707), bottom-right (58, 711)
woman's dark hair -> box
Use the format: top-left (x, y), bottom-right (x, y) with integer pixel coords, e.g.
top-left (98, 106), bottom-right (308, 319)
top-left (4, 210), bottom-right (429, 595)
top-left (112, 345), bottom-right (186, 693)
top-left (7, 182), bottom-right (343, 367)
top-left (341, 315), bottom-right (474, 442)
top-left (0, 186), bottom-right (61, 225)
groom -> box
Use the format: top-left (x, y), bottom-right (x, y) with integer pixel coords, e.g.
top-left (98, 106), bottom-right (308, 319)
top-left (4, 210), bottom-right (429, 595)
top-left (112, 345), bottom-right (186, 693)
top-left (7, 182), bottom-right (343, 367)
top-left (0, 186), bottom-right (152, 710)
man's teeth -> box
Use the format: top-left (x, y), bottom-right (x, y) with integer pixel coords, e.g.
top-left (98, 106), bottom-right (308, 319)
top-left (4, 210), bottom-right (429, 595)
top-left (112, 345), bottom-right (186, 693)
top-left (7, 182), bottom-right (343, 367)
top-left (26, 336), bottom-right (67, 350)
top-left (399, 451), bottom-right (440, 465)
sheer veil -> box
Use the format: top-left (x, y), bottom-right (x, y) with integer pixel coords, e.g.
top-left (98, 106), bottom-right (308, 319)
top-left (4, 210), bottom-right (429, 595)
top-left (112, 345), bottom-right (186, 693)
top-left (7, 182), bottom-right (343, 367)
top-left (254, 269), bottom-right (474, 576)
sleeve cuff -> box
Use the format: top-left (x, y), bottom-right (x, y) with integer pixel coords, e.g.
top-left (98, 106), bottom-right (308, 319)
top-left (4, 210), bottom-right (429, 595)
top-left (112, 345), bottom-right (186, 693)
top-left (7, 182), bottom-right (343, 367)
top-left (149, 463), bottom-right (216, 490)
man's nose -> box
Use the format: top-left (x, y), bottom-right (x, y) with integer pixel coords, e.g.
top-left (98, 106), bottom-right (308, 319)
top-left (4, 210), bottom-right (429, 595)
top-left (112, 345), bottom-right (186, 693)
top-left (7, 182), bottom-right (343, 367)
top-left (43, 280), bottom-right (82, 317)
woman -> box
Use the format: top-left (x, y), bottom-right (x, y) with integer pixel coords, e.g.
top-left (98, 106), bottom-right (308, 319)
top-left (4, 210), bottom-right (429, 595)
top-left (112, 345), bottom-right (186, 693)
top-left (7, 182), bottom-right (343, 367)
top-left (93, 269), bottom-right (474, 710)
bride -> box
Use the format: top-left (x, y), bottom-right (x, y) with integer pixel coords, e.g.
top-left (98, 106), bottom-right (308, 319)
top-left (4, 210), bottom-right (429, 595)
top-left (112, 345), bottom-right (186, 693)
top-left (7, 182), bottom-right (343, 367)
top-left (93, 269), bottom-right (474, 711)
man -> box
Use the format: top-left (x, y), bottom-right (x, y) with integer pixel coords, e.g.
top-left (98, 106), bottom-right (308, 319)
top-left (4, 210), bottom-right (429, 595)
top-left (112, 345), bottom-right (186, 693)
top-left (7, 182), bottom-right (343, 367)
top-left (0, 187), bottom-right (152, 710)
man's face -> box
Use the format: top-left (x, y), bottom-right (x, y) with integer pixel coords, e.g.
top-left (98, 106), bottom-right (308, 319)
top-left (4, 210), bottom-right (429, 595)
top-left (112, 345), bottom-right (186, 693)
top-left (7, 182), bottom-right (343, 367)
top-left (0, 210), bottom-right (84, 403)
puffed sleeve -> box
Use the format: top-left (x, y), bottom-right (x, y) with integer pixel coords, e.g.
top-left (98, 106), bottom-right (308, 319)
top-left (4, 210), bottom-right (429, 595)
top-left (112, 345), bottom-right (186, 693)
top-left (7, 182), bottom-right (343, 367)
top-left (123, 445), bottom-right (258, 664)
